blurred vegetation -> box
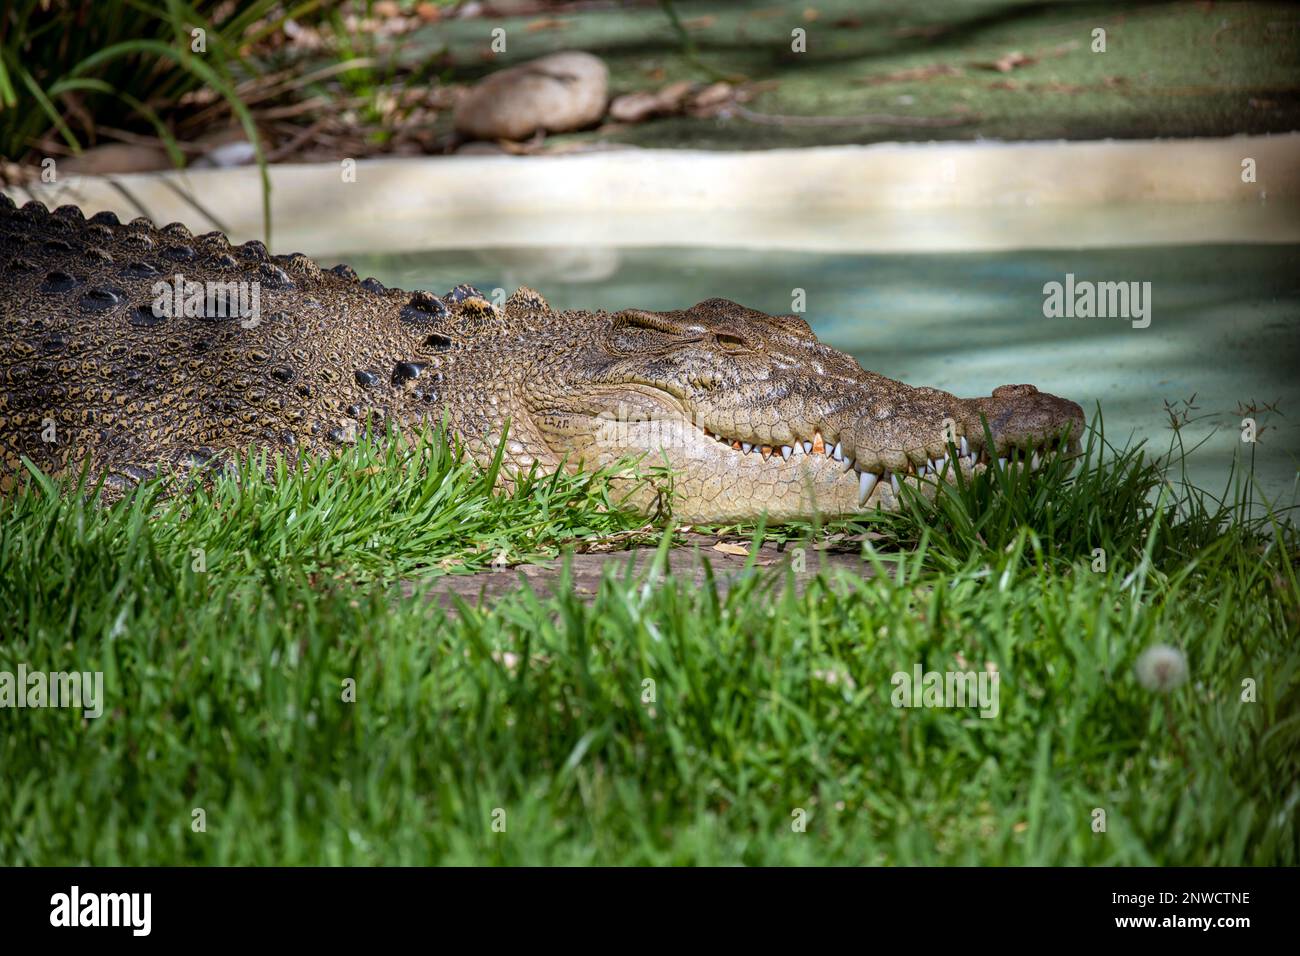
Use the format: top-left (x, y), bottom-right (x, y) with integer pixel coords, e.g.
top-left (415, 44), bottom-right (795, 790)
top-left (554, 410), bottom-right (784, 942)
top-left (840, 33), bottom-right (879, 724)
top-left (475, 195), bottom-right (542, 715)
top-left (0, 0), bottom-right (299, 228)
top-left (0, 1), bottom-right (457, 238)
top-left (6, 2), bottom-right (270, 158)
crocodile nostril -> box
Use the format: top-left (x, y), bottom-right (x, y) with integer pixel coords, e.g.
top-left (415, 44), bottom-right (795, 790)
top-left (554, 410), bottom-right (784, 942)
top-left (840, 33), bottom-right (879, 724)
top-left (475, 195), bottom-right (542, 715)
top-left (992, 384), bottom-right (1040, 399)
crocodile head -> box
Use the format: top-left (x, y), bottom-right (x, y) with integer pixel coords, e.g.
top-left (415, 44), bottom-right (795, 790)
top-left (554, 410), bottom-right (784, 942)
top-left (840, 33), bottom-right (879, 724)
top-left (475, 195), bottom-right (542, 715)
top-left (485, 297), bottom-right (1086, 523)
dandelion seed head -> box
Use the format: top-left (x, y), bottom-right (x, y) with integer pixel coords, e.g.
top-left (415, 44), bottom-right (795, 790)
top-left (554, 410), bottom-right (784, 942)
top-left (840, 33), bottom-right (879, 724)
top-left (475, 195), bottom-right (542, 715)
top-left (1136, 644), bottom-right (1188, 692)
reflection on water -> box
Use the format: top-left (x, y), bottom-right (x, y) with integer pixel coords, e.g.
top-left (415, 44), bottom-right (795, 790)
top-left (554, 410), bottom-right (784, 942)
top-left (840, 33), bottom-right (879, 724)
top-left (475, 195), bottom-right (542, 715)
top-left (333, 244), bottom-right (1300, 508)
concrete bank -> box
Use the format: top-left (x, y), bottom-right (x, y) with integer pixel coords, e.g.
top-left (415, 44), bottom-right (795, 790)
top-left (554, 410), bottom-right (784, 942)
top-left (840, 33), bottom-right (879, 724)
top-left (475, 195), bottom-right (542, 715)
top-left (6, 132), bottom-right (1298, 255)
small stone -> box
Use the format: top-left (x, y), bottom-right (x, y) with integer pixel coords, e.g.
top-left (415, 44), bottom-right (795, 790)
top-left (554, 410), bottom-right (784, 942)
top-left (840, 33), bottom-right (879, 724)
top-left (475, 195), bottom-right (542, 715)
top-left (454, 51), bottom-right (608, 142)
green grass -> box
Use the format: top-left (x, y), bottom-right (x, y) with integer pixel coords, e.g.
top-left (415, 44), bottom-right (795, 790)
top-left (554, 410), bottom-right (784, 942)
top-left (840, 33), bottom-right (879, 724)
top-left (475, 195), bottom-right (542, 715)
top-left (1, 421), bottom-right (1297, 865)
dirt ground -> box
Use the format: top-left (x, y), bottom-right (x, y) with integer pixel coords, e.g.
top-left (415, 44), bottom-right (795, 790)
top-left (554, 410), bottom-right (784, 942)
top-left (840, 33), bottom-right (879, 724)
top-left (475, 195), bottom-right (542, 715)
top-left (402, 534), bottom-right (882, 610)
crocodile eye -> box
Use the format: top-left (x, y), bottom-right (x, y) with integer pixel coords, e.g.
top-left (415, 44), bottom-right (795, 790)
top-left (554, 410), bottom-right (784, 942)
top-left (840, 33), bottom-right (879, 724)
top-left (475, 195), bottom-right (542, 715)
top-left (712, 328), bottom-right (759, 353)
top-left (609, 324), bottom-right (678, 355)
top-left (608, 309), bottom-right (700, 356)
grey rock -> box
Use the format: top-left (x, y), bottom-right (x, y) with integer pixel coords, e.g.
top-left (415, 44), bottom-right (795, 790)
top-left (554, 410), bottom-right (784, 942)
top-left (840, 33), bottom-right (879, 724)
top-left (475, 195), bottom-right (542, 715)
top-left (454, 51), bottom-right (608, 142)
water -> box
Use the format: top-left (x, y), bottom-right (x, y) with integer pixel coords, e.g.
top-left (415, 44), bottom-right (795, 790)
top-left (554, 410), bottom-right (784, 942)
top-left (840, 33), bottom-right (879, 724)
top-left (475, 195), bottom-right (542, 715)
top-left (333, 243), bottom-right (1300, 509)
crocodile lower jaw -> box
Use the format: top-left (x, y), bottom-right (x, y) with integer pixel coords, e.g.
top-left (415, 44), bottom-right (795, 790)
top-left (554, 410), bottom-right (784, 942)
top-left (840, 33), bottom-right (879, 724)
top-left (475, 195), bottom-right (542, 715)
top-left (697, 424), bottom-right (1073, 509)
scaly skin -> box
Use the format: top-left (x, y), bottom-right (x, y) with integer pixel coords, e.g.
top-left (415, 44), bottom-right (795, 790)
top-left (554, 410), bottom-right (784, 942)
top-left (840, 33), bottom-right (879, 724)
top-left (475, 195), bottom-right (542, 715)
top-left (0, 197), bottom-right (1085, 522)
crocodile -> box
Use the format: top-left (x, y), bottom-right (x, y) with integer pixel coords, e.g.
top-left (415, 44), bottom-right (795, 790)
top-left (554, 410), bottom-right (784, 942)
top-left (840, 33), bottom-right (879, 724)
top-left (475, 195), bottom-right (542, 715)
top-left (0, 196), bottom-right (1084, 522)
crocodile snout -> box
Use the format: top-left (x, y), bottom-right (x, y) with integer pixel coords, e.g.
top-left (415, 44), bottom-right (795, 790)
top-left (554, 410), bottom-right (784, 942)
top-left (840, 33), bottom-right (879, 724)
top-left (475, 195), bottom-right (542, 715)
top-left (962, 384), bottom-right (1085, 458)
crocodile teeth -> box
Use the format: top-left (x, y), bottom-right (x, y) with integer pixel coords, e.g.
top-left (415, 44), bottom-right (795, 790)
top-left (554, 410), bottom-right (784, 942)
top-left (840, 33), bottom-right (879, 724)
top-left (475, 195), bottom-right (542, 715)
top-left (858, 471), bottom-right (878, 504)
top-left (704, 422), bottom-right (1030, 482)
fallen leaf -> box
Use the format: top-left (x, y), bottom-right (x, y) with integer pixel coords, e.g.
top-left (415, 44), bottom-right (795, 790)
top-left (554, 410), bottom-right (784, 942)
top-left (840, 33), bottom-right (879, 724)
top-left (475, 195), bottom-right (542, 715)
top-left (690, 81), bottom-right (733, 109)
top-left (658, 80), bottom-right (695, 107)
top-left (608, 81), bottom-right (697, 123)
top-left (855, 64), bottom-right (962, 86)
top-left (991, 50), bottom-right (1035, 72)
top-left (609, 92), bottom-right (667, 124)
top-left (713, 542), bottom-right (749, 556)
top-left (893, 24), bottom-right (950, 39)
top-left (526, 18), bottom-right (568, 33)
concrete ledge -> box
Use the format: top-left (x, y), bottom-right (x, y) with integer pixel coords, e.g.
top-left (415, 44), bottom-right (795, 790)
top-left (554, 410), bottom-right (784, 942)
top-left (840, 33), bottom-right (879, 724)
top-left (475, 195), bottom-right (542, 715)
top-left (7, 133), bottom-right (1298, 255)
